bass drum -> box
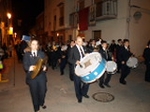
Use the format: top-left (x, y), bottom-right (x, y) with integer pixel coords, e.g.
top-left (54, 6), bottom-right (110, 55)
top-left (75, 52), bottom-right (106, 83)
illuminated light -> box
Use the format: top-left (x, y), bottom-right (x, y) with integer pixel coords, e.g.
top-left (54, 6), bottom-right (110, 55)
top-left (57, 33), bottom-right (59, 37)
top-left (7, 13), bottom-right (12, 19)
top-left (8, 27), bottom-right (13, 35)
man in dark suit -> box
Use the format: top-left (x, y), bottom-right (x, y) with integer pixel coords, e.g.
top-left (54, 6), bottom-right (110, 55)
top-left (143, 40), bottom-right (150, 82)
top-left (67, 40), bottom-right (75, 81)
top-left (68, 36), bottom-right (90, 103)
top-left (116, 39), bottom-right (123, 73)
top-left (23, 39), bottom-right (47, 112)
top-left (99, 40), bottom-right (113, 88)
top-left (119, 39), bottom-right (132, 85)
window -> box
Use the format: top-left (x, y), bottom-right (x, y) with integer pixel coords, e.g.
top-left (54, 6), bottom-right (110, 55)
top-left (95, 0), bottom-right (117, 17)
top-left (58, 3), bottom-right (64, 26)
top-left (93, 30), bottom-right (101, 40)
top-left (78, 0), bottom-right (85, 11)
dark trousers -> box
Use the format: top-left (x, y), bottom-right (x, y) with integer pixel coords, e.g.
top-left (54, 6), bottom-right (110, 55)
top-left (145, 64), bottom-right (150, 81)
top-left (60, 59), bottom-right (67, 74)
top-left (117, 60), bottom-right (122, 72)
top-left (69, 64), bottom-right (74, 81)
top-left (28, 77), bottom-right (47, 111)
top-left (73, 74), bottom-right (89, 100)
top-left (99, 73), bottom-right (112, 85)
top-left (120, 64), bottom-right (130, 82)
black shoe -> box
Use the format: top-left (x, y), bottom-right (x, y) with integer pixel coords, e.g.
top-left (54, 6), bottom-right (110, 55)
top-left (99, 84), bottom-right (105, 88)
top-left (83, 95), bottom-right (89, 98)
top-left (120, 80), bottom-right (126, 85)
top-left (104, 83), bottom-right (111, 88)
top-left (78, 99), bottom-right (82, 103)
top-left (41, 105), bottom-right (47, 109)
top-left (60, 73), bottom-right (64, 75)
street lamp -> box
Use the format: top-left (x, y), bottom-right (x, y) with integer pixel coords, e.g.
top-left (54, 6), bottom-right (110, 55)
top-left (7, 13), bottom-right (12, 19)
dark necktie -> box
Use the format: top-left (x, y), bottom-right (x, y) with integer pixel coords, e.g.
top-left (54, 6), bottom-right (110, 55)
top-left (80, 47), bottom-right (84, 58)
top-left (105, 50), bottom-right (108, 60)
top-left (33, 52), bottom-right (36, 58)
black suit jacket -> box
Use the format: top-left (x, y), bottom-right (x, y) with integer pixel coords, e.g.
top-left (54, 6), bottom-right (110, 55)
top-left (23, 50), bottom-right (47, 83)
top-left (68, 45), bottom-right (84, 66)
top-left (143, 47), bottom-right (150, 65)
top-left (119, 46), bottom-right (132, 63)
top-left (99, 48), bottom-right (111, 61)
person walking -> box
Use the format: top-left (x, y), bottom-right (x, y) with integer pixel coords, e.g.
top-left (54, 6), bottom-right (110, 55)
top-left (23, 39), bottom-right (48, 112)
top-left (68, 36), bottom-right (90, 103)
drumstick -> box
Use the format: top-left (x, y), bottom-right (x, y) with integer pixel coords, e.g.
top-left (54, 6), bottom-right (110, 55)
top-left (79, 63), bottom-right (83, 68)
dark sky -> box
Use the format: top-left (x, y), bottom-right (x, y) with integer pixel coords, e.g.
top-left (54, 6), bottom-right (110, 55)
top-left (12, 0), bottom-right (44, 33)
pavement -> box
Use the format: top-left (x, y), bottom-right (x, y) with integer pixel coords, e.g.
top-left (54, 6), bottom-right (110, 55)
top-left (0, 54), bottom-right (150, 112)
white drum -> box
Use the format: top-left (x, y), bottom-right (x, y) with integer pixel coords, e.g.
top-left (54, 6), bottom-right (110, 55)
top-left (126, 57), bottom-right (138, 68)
top-left (75, 52), bottom-right (106, 83)
top-left (106, 61), bottom-right (117, 74)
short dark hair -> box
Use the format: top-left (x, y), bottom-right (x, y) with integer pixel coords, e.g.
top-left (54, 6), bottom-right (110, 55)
top-left (101, 40), bottom-right (107, 44)
top-left (123, 39), bottom-right (129, 43)
top-left (118, 39), bottom-right (122, 42)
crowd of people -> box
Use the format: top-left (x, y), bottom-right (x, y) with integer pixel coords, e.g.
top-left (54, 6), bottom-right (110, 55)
top-left (14, 36), bottom-right (149, 112)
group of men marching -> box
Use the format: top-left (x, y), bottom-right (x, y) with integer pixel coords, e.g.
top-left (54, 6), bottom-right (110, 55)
top-left (42, 36), bottom-right (138, 102)
top-left (22, 37), bottom-right (150, 111)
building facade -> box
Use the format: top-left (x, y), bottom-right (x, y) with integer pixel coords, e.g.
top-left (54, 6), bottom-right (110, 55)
top-left (0, 0), bottom-right (12, 46)
top-left (44, 0), bottom-right (150, 56)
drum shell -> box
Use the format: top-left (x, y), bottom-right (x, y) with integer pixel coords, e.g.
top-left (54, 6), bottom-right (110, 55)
top-left (80, 58), bottom-right (106, 83)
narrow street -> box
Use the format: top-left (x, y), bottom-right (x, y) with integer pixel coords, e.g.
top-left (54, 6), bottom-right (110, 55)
top-left (0, 54), bottom-right (150, 112)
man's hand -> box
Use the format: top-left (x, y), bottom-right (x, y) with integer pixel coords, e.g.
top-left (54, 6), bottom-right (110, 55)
top-left (29, 65), bottom-right (36, 71)
top-left (76, 60), bottom-right (80, 65)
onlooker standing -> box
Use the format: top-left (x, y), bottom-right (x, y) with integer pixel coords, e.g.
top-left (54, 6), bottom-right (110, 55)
top-left (143, 40), bottom-right (150, 82)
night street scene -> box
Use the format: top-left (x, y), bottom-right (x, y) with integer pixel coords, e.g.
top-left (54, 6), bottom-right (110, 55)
top-left (0, 0), bottom-right (150, 112)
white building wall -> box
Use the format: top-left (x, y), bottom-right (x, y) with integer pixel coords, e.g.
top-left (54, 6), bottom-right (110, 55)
top-left (85, 0), bottom-right (128, 41)
top-left (129, 0), bottom-right (150, 56)
top-left (44, 0), bottom-right (150, 55)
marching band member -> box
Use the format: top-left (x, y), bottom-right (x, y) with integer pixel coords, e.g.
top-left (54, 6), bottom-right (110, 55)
top-left (119, 39), bottom-right (133, 85)
top-left (99, 40), bottom-right (113, 88)
top-left (68, 36), bottom-right (90, 103)
top-left (116, 39), bottom-right (123, 73)
top-left (68, 40), bottom-right (75, 81)
top-left (58, 45), bottom-right (68, 75)
top-left (23, 39), bottom-right (48, 112)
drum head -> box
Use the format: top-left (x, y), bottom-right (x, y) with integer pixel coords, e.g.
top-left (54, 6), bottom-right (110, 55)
top-left (75, 52), bottom-right (102, 76)
top-left (126, 57), bottom-right (138, 68)
top-left (106, 61), bottom-right (117, 74)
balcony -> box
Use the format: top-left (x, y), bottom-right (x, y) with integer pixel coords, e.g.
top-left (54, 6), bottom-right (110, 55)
top-left (95, 0), bottom-right (117, 20)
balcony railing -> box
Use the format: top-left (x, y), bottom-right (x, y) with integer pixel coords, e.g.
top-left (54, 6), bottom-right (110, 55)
top-left (96, 0), bottom-right (117, 20)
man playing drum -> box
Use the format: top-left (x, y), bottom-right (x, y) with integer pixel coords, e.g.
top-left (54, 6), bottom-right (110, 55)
top-left (68, 36), bottom-right (90, 103)
top-left (119, 39), bottom-right (133, 85)
top-left (99, 40), bottom-right (113, 88)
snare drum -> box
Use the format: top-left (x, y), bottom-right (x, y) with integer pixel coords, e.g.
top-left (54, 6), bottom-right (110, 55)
top-left (106, 61), bottom-right (117, 74)
top-left (75, 52), bottom-right (106, 83)
top-left (126, 57), bottom-right (138, 68)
